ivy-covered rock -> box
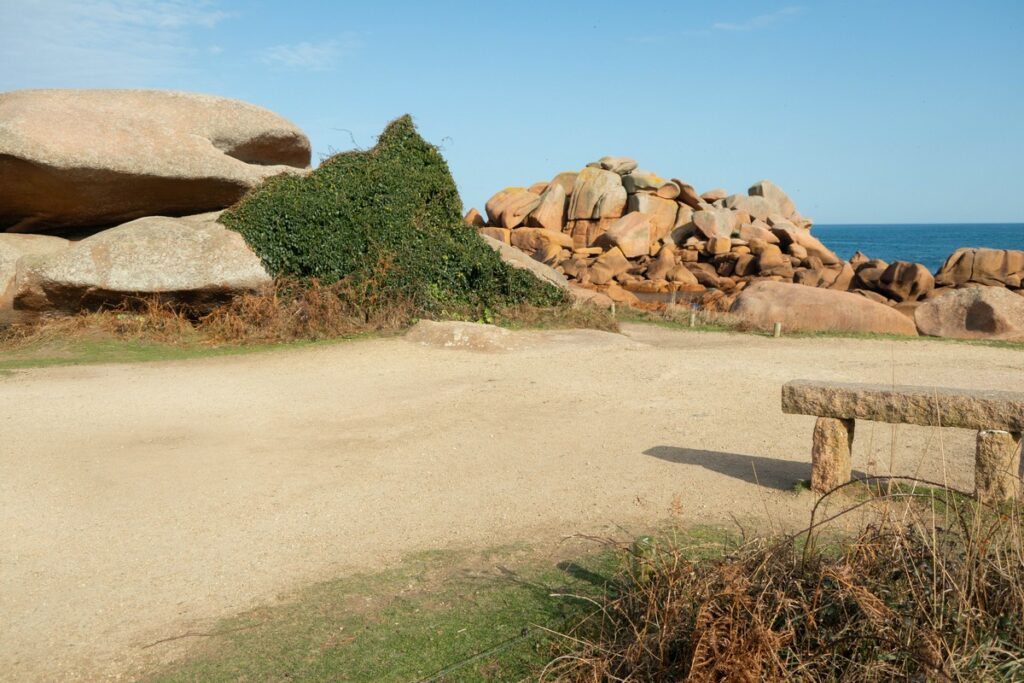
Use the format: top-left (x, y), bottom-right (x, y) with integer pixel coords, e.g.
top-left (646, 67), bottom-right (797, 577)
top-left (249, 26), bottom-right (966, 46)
top-left (220, 115), bottom-right (565, 315)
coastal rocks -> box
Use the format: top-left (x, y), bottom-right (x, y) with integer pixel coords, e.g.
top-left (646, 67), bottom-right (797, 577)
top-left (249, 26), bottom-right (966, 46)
top-left (12, 213), bottom-right (272, 312)
top-left (604, 213), bottom-right (655, 258)
top-left (405, 319), bottom-right (517, 352)
top-left (0, 89), bottom-right (311, 233)
top-left (470, 155), bottom-right (1018, 341)
top-left (914, 286), bottom-right (1024, 340)
top-left (934, 248), bottom-right (1024, 289)
top-left (485, 188), bottom-right (542, 229)
top-left (478, 234), bottom-right (569, 292)
top-left (730, 281), bottom-right (919, 336)
top-left (876, 261), bottom-right (935, 302)
top-left (0, 234), bottom-right (69, 305)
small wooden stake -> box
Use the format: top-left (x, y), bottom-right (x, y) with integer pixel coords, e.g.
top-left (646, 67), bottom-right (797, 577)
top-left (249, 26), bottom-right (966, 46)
top-left (688, 312), bottom-right (697, 327)
top-left (773, 322), bottom-right (782, 338)
top-left (610, 302), bottom-right (616, 317)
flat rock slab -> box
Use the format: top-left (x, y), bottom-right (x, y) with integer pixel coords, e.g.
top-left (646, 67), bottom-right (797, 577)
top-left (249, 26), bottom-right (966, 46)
top-left (782, 379), bottom-right (1024, 432)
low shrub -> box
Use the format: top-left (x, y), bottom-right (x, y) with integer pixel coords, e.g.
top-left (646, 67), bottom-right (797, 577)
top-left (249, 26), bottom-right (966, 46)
top-left (545, 481), bottom-right (1024, 682)
top-left (220, 114), bottom-right (566, 319)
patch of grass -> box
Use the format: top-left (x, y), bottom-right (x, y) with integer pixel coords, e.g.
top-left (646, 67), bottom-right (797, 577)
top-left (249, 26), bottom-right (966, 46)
top-left (142, 528), bottom-right (734, 683)
top-left (0, 336), bottom-right (343, 373)
top-left (142, 545), bottom-right (610, 683)
top-left (620, 307), bottom-right (1024, 349)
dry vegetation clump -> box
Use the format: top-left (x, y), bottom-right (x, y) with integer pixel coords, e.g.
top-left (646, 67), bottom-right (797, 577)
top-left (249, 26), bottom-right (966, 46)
top-left (0, 275), bottom-right (616, 350)
top-left (545, 481), bottom-right (1024, 682)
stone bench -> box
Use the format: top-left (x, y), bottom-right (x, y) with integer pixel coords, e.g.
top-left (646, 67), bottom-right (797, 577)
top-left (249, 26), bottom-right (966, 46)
top-left (781, 380), bottom-right (1024, 502)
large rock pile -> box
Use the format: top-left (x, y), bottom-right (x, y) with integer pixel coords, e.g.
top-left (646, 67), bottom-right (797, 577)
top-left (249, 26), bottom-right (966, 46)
top-left (470, 157), bottom-right (1024, 338)
top-left (0, 89), bottom-right (312, 315)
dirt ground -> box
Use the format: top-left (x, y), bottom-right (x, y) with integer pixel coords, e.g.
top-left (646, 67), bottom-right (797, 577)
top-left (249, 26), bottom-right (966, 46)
top-left (2, 323), bottom-right (1021, 681)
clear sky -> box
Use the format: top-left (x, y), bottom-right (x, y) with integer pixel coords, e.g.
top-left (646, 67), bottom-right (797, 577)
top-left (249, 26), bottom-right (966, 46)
top-left (2, 0), bottom-right (1022, 224)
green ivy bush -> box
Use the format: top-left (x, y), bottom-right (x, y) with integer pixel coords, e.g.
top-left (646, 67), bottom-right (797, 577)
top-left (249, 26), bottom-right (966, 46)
top-left (220, 115), bottom-right (565, 317)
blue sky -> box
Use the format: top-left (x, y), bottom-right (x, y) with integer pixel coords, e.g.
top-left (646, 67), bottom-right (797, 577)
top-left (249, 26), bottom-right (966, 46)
top-left (2, 0), bottom-right (1022, 223)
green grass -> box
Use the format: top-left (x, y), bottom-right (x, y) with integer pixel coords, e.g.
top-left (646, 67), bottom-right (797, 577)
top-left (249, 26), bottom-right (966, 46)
top-left (142, 528), bottom-right (733, 683)
top-left (618, 309), bottom-right (1024, 349)
top-left (0, 336), bottom-right (358, 374)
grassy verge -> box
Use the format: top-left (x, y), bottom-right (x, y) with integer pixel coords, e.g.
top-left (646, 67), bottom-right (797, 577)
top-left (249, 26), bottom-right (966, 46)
top-left (0, 336), bottom-right (358, 373)
top-left (140, 528), bottom-right (733, 683)
top-left (618, 307), bottom-right (1024, 349)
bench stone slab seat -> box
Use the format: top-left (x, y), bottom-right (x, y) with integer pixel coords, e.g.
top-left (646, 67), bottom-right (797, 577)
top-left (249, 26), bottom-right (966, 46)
top-left (782, 380), bottom-right (1023, 501)
top-left (782, 380), bottom-right (1024, 432)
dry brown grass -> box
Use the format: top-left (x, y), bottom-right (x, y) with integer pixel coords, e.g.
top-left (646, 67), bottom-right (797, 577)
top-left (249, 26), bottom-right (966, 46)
top-left (544, 479), bottom-right (1024, 682)
top-left (0, 277), bottom-right (616, 351)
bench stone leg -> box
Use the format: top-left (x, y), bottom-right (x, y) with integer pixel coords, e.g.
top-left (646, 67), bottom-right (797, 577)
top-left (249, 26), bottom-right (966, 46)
top-left (811, 417), bottom-right (855, 493)
top-left (975, 430), bottom-right (1022, 503)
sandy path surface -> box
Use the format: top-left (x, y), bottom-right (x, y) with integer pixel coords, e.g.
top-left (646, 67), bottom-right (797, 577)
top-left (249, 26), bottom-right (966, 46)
top-left (2, 324), bottom-right (1021, 681)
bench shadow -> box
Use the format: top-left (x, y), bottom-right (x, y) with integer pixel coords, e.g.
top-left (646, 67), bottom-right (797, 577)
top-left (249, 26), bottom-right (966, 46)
top-left (644, 446), bottom-right (865, 492)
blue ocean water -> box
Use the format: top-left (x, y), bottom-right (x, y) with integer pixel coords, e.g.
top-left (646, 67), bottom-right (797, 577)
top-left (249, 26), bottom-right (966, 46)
top-left (812, 224), bottom-right (1024, 273)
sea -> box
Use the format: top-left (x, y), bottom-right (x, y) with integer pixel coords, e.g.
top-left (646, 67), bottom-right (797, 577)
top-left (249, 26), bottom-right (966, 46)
top-left (811, 224), bottom-right (1024, 273)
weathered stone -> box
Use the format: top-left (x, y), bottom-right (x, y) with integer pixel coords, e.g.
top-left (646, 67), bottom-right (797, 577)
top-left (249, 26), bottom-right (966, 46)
top-left (700, 188), bottom-right (728, 203)
top-left (405, 320), bottom-right (517, 352)
top-left (527, 183), bottom-right (567, 232)
top-left (674, 205), bottom-right (695, 230)
top-left (568, 284), bottom-right (614, 308)
top-left (771, 225), bottom-right (840, 265)
top-left (604, 283), bottom-right (641, 306)
top-left (757, 244), bottom-right (794, 278)
top-left (732, 281), bottom-right (919, 335)
top-left (656, 182), bottom-right (681, 200)
top-left (935, 248), bottom-right (1024, 288)
top-left (548, 172), bottom-right (578, 196)
top-left (568, 167), bottom-right (627, 220)
top-left (510, 227), bottom-right (574, 254)
top-left (589, 247), bottom-right (631, 285)
top-left (463, 208), bottom-right (485, 227)
top-left (733, 253), bottom-right (757, 277)
top-left (725, 194), bottom-right (772, 221)
top-left (478, 227), bottom-right (511, 244)
top-left (479, 234), bottom-right (569, 291)
top-left (598, 156), bottom-right (638, 175)
top-left (686, 262), bottom-right (721, 288)
top-left (811, 417), bottom-right (855, 492)
top-left (692, 209), bottom-right (737, 240)
top-left (667, 264), bottom-right (699, 285)
top-left (975, 430), bottom-right (1022, 503)
top-left (876, 261), bottom-right (935, 302)
top-left (627, 193), bottom-right (678, 241)
top-left (781, 379), bottom-right (1024, 432)
top-left (738, 223), bottom-right (779, 244)
top-left (621, 170), bottom-right (664, 193)
top-left (0, 89), bottom-right (311, 233)
top-left (527, 181), bottom-right (549, 195)
top-left (0, 234), bottom-right (69, 306)
top-left (671, 179), bottom-right (702, 209)
top-left (567, 217), bottom-right (618, 250)
top-left (13, 213), bottom-right (271, 311)
top-left (707, 236), bottom-right (731, 255)
top-left (748, 179), bottom-right (796, 217)
top-left (915, 286), bottom-right (1024, 340)
top-left (603, 213), bottom-right (654, 258)
top-left (853, 259), bottom-right (889, 291)
top-left (821, 262), bottom-right (855, 291)
top-left (646, 243), bottom-right (676, 281)
top-left (486, 188), bottom-right (543, 229)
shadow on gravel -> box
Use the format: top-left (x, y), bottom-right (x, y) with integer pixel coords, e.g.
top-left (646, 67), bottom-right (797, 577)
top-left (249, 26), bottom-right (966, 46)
top-left (644, 446), bottom-right (866, 491)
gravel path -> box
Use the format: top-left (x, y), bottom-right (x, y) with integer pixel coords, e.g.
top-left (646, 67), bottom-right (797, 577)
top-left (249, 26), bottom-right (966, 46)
top-left (2, 324), bottom-right (1020, 681)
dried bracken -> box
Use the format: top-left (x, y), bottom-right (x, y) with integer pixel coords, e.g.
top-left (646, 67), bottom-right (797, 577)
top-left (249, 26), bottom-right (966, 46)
top-left (545, 481), bottom-right (1024, 682)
